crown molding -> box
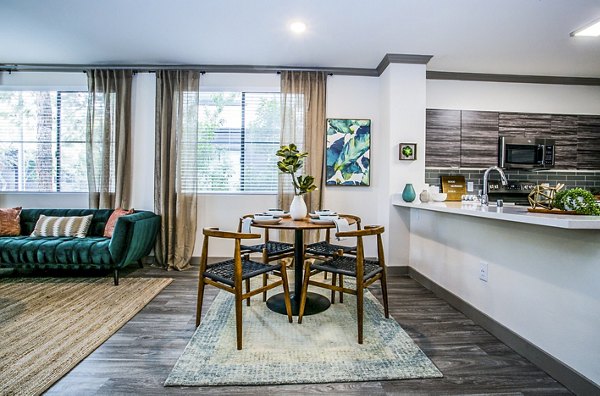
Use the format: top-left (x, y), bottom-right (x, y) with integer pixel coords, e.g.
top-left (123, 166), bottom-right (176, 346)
top-left (427, 71), bottom-right (600, 86)
top-left (376, 54), bottom-right (434, 76)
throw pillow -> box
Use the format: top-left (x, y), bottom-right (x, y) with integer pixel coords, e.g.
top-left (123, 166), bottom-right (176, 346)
top-left (0, 207), bottom-right (22, 236)
top-left (31, 214), bottom-right (93, 238)
top-left (103, 208), bottom-right (134, 238)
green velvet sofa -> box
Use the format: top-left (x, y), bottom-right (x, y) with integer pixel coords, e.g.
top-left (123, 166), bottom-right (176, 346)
top-left (0, 208), bottom-right (160, 285)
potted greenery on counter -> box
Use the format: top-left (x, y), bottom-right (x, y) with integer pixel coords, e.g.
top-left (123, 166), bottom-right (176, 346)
top-left (553, 188), bottom-right (600, 216)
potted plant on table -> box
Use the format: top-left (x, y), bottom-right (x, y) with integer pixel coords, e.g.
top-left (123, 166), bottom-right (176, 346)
top-left (553, 187), bottom-right (600, 215)
top-left (276, 144), bottom-right (317, 219)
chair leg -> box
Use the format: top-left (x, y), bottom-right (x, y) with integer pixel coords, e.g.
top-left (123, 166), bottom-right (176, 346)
top-left (262, 273), bottom-right (268, 302)
top-left (235, 286), bottom-right (243, 350)
top-left (357, 285), bottom-right (364, 344)
top-left (339, 274), bottom-right (344, 303)
top-left (324, 271), bottom-right (328, 280)
top-left (245, 278), bottom-right (251, 306)
top-left (297, 261), bottom-right (312, 324)
top-left (195, 277), bottom-right (206, 327)
top-left (113, 269), bottom-right (119, 286)
top-left (380, 272), bottom-right (390, 318)
top-left (330, 273), bottom-right (337, 303)
top-left (279, 266), bottom-right (293, 323)
top-left (137, 259), bottom-right (144, 268)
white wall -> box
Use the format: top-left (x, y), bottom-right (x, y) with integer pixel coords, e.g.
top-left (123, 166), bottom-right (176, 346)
top-left (427, 79), bottom-right (600, 114)
top-left (407, 207), bottom-right (600, 386)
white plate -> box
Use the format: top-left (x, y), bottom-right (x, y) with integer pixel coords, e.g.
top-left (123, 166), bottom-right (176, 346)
top-left (309, 218), bottom-right (335, 224)
top-left (273, 212), bottom-right (291, 218)
top-left (252, 218), bottom-right (283, 225)
top-left (309, 212), bottom-right (337, 218)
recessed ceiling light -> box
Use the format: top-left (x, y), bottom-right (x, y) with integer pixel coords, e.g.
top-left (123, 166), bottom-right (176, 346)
top-left (571, 18), bottom-right (600, 37)
top-left (290, 21), bottom-right (306, 34)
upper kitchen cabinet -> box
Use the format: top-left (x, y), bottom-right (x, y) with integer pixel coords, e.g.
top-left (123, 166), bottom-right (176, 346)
top-left (498, 113), bottom-right (552, 139)
top-left (550, 115), bottom-right (578, 169)
top-left (577, 115), bottom-right (600, 170)
top-left (460, 111), bottom-right (499, 167)
top-left (425, 109), bottom-right (461, 167)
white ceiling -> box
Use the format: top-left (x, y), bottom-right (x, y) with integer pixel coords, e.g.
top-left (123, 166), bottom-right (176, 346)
top-left (1, 0), bottom-right (600, 77)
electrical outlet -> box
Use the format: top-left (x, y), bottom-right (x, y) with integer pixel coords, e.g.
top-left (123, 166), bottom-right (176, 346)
top-left (467, 181), bottom-right (474, 192)
top-left (479, 262), bottom-right (489, 282)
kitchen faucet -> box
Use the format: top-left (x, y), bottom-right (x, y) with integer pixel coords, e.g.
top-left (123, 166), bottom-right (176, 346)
top-left (481, 166), bottom-right (508, 205)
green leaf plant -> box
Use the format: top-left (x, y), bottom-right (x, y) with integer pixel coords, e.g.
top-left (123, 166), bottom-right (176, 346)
top-left (276, 144), bottom-right (317, 195)
top-left (553, 187), bottom-right (600, 216)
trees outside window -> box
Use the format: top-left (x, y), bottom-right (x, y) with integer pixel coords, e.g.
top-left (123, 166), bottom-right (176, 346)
top-left (196, 92), bottom-right (280, 193)
top-left (0, 91), bottom-right (88, 192)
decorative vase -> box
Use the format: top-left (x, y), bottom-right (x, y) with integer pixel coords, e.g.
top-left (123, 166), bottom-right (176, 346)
top-left (419, 189), bottom-right (431, 203)
top-left (402, 183), bottom-right (416, 202)
top-left (290, 195), bottom-right (308, 220)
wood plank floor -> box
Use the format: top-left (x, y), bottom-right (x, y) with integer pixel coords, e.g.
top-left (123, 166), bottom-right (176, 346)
top-left (44, 265), bottom-right (572, 395)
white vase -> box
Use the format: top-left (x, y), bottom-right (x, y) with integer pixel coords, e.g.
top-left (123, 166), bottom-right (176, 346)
top-left (290, 195), bottom-right (308, 220)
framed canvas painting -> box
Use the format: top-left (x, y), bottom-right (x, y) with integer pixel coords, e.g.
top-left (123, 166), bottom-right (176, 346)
top-left (325, 119), bottom-right (371, 186)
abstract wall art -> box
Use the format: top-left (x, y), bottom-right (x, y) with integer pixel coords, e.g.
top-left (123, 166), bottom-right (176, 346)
top-left (325, 119), bottom-right (371, 186)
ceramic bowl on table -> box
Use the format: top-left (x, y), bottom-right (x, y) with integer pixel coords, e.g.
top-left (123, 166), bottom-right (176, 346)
top-left (254, 213), bottom-right (274, 221)
top-left (431, 193), bottom-right (447, 202)
top-left (315, 210), bottom-right (334, 216)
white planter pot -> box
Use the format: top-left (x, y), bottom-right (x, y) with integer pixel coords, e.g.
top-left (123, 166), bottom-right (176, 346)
top-left (289, 195), bottom-right (308, 220)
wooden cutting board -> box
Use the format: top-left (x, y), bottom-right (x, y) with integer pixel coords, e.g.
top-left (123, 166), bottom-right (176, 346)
top-left (527, 208), bottom-right (579, 215)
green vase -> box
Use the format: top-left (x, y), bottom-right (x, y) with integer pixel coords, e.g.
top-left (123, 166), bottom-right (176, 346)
top-left (402, 183), bottom-right (416, 202)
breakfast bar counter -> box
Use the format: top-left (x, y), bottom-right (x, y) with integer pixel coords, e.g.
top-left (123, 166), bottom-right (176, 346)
top-left (391, 193), bottom-right (600, 387)
top-left (392, 199), bottom-right (600, 229)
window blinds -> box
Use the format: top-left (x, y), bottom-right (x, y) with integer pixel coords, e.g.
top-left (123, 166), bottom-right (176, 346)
top-left (0, 91), bottom-right (88, 192)
top-left (196, 92), bottom-right (281, 193)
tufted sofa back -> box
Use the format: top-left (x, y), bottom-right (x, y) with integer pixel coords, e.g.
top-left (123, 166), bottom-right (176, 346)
top-left (20, 209), bottom-right (114, 237)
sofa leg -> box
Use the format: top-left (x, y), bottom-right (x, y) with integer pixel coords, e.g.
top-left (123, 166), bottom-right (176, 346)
top-left (138, 259), bottom-right (144, 268)
top-left (113, 269), bottom-right (119, 286)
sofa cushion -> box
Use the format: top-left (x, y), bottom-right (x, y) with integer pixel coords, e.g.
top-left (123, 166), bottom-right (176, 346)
top-left (0, 207), bottom-right (22, 236)
top-left (103, 208), bottom-right (134, 238)
top-left (20, 209), bottom-right (113, 237)
top-left (31, 215), bottom-right (93, 238)
top-left (0, 236), bottom-right (113, 267)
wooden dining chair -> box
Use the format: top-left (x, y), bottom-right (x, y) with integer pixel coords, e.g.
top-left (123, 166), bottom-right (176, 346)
top-left (305, 214), bottom-right (362, 302)
top-left (237, 214), bottom-right (295, 303)
top-left (196, 227), bottom-right (293, 350)
top-left (297, 225), bottom-right (389, 344)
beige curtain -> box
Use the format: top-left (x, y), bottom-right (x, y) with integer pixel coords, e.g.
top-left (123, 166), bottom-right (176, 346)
top-left (154, 70), bottom-right (201, 271)
top-left (278, 71), bottom-right (327, 213)
top-left (86, 70), bottom-right (132, 209)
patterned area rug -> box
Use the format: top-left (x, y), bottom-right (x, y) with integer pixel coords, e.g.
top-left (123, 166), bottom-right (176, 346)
top-left (165, 280), bottom-right (442, 386)
top-left (0, 277), bottom-right (172, 396)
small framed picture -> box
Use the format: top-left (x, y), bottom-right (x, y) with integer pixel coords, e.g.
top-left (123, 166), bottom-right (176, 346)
top-left (399, 143), bottom-right (417, 160)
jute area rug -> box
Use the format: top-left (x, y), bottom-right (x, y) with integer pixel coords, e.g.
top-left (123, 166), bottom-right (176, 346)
top-left (165, 279), bottom-right (442, 386)
top-left (0, 277), bottom-right (172, 396)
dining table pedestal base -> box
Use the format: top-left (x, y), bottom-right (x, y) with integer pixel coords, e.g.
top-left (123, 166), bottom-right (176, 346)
top-left (266, 292), bottom-right (330, 316)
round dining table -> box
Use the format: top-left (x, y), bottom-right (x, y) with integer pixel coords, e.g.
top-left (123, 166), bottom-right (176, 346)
top-left (252, 215), bottom-right (355, 316)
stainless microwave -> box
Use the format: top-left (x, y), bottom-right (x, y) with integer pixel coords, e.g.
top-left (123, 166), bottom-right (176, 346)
top-left (498, 137), bottom-right (555, 169)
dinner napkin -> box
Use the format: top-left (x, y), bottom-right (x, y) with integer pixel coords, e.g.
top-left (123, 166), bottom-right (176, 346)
top-left (333, 217), bottom-right (350, 241)
top-left (241, 217), bottom-right (253, 233)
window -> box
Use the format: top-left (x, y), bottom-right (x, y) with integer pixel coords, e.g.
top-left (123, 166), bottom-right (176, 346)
top-left (197, 92), bottom-right (281, 193)
top-left (0, 91), bottom-right (88, 192)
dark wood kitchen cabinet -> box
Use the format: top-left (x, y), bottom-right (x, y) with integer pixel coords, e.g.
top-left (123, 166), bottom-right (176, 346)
top-left (550, 115), bottom-right (578, 169)
top-left (425, 109), bottom-right (600, 170)
top-left (577, 115), bottom-right (600, 169)
top-left (498, 112), bottom-right (551, 139)
top-left (425, 109), bottom-right (460, 167)
top-left (460, 111), bottom-right (499, 167)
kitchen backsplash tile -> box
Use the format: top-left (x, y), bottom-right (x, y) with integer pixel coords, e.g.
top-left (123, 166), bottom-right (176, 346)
top-left (425, 168), bottom-right (600, 193)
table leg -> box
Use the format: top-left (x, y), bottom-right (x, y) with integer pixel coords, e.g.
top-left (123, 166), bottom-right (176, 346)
top-left (266, 228), bottom-right (331, 316)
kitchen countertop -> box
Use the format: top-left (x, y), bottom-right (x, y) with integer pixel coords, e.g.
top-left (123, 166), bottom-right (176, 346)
top-left (392, 197), bottom-right (600, 230)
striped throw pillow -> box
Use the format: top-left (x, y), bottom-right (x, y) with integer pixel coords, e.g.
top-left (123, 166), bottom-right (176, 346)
top-left (31, 214), bottom-right (93, 238)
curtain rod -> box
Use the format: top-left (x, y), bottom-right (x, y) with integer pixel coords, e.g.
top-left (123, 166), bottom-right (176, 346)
top-left (0, 63), bottom-right (379, 77)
